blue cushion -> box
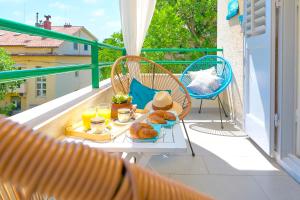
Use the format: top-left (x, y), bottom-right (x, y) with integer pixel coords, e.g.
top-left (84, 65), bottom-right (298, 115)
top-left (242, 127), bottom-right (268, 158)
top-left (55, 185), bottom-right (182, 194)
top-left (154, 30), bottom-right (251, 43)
top-left (226, 0), bottom-right (239, 20)
top-left (129, 78), bottom-right (170, 109)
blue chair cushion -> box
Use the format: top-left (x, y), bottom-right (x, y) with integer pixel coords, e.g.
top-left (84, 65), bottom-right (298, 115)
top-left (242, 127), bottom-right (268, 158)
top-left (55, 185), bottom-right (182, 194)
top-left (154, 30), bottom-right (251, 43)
top-left (226, 0), bottom-right (239, 20)
top-left (129, 78), bottom-right (170, 109)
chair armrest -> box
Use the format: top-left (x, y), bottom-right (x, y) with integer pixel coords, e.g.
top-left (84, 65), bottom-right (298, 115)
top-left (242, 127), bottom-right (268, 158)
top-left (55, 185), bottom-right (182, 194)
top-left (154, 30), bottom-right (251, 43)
top-left (0, 117), bottom-right (213, 200)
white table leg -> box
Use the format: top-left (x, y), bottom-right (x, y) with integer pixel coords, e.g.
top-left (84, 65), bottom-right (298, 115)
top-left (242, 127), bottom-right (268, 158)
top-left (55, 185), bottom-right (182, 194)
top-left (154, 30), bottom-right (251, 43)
top-left (122, 152), bottom-right (134, 162)
top-left (136, 154), bottom-right (152, 167)
top-left (121, 153), bottom-right (152, 166)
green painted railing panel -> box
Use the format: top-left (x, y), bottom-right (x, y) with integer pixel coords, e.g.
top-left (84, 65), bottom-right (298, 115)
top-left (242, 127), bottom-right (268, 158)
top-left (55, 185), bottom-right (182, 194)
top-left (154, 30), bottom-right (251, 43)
top-left (154, 60), bottom-right (194, 65)
top-left (141, 48), bottom-right (223, 53)
top-left (0, 64), bottom-right (92, 83)
top-left (97, 43), bottom-right (123, 51)
top-left (0, 60), bottom-right (197, 84)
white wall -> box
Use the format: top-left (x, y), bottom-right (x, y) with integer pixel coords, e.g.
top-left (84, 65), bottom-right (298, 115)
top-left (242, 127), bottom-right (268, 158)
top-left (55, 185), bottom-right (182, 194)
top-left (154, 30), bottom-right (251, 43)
top-left (55, 70), bottom-right (91, 98)
top-left (54, 28), bottom-right (94, 98)
top-left (217, 0), bottom-right (244, 127)
top-left (54, 29), bottom-right (93, 56)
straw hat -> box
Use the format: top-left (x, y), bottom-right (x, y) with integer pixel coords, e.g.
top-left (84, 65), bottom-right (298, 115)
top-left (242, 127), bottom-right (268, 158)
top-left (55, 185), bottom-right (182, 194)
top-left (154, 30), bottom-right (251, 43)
top-left (145, 91), bottom-right (183, 115)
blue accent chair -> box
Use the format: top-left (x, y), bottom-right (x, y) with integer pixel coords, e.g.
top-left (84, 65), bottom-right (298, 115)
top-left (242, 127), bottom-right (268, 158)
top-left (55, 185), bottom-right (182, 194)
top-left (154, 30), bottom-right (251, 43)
top-left (180, 55), bottom-right (233, 129)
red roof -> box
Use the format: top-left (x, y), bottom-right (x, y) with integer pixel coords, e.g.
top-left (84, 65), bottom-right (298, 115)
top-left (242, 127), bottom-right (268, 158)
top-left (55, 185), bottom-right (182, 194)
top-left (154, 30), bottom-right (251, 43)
top-left (0, 26), bottom-right (83, 48)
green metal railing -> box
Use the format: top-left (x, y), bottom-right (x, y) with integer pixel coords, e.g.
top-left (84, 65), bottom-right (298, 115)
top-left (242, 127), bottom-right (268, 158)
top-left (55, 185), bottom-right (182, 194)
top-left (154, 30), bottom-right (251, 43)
top-left (0, 18), bottom-right (223, 87)
top-left (141, 48), bottom-right (223, 53)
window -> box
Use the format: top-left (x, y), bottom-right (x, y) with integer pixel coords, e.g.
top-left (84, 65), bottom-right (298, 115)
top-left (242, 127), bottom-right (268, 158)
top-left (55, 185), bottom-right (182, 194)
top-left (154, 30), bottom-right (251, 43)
top-left (75, 71), bottom-right (79, 77)
top-left (245, 0), bottom-right (266, 37)
top-left (84, 44), bottom-right (88, 51)
top-left (11, 96), bottom-right (21, 110)
top-left (73, 43), bottom-right (79, 50)
top-left (36, 77), bottom-right (46, 97)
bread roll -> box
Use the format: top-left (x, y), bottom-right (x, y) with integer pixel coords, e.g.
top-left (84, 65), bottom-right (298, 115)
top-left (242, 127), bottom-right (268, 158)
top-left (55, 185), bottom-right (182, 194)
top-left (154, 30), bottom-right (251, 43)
top-left (148, 113), bottom-right (167, 124)
top-left (152, 110), bottom-right (166, 117)
top-left (147, 110), bottom-right (176, 124)
top-left (163, 112), bottom-right (176, 121)
top-left (130, 122), bottom-right (158, 139)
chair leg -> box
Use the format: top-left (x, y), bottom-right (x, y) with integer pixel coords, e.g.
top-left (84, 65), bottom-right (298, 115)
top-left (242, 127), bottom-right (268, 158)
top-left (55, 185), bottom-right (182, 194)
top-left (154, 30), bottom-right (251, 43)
top-left (218, 96), bottom-right (229, 118)
top-left (217, 96), bottom-right (224, 129)
top-left (198, 99), bottom-right (203, 113)
top-left (181, 120), bottom-right (195, 157)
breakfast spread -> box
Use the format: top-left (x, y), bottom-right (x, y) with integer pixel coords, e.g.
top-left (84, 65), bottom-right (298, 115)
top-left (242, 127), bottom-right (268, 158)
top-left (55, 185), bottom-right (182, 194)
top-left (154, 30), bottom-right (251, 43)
top-left (66, 92), bottom-right (180, 142)
top-left (129, 122), bottom-right (158, 139)
top-left (148, 110), bottom-right (176, 124)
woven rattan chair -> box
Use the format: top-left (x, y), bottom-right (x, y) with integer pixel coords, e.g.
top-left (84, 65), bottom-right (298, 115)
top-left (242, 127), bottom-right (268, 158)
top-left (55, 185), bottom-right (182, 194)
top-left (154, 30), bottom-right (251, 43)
top-left (111, 55), bottom-right (195, 156)
top-left (0, 117), bottom-right (213, 200)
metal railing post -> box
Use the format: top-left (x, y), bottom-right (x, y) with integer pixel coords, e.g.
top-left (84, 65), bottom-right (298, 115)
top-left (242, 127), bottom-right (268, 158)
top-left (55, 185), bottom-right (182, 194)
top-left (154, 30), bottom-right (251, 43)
top-left (91, 41), bottom-right (99, 88)
top-left (122, 48), bottom-right (126, 56)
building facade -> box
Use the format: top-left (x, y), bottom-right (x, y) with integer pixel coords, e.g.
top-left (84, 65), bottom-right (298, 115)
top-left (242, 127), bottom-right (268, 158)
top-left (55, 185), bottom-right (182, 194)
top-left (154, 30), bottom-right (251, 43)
top-left (0, 18), bottom-right (97, 112)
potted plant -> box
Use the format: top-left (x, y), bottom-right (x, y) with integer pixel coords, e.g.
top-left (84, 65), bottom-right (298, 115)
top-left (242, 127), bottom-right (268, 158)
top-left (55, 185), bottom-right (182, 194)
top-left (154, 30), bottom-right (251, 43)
top-left (111, 93), bottom-right (132, 119)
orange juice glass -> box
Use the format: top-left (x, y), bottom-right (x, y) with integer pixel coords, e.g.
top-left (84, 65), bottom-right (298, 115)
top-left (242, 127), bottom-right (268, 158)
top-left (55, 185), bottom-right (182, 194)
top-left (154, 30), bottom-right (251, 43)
top-left (82, 108), bottom-right (96, 130)
top-left (97, 103), bottom-right (111, 124)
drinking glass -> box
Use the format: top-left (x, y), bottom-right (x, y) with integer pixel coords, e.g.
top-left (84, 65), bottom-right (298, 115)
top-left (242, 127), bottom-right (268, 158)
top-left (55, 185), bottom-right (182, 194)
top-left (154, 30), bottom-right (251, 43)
top-left (82, 108), bottom-right (96, 130)
top-left (97, 103), bottom-right (111, 123)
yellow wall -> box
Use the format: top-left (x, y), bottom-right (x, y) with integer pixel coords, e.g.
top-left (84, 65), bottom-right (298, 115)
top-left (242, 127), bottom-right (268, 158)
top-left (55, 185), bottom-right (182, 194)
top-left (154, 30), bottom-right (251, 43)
top-left (3, 46), bottom-right (54, 54)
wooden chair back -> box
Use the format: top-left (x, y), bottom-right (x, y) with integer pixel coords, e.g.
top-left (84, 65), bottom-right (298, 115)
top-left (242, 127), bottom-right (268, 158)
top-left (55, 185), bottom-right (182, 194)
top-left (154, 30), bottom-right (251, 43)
top-left (111, 55), bottom-right (191, 120)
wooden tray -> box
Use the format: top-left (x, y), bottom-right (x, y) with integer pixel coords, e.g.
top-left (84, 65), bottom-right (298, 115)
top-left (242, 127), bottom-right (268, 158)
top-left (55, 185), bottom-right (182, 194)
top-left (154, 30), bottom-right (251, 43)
top-left (65, 121), bottom-right (111, 142)
top-left (64, 111), bottom-right (149, 142)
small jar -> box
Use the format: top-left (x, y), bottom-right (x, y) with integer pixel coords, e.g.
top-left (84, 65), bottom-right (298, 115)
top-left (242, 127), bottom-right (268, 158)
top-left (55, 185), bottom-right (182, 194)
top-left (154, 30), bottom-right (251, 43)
top-left (90, 117), bottom-right (106, 134)
top-left (118, 108), bottom-right (131, 123)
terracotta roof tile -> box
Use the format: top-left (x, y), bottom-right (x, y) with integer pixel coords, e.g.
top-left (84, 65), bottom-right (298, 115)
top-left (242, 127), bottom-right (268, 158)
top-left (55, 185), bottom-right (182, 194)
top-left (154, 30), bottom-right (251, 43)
top-left (0, 26), bottom-right (83, 48)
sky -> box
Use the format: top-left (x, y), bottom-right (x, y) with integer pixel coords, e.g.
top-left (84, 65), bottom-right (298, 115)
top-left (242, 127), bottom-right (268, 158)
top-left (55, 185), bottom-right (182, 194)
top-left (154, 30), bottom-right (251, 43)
top-left (0, 0), bottom-right (121, 41)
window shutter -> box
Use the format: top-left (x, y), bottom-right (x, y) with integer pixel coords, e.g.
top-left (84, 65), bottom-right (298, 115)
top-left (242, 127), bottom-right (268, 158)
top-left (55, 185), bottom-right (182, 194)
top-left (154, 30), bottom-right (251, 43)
top-left (245, 0), bottom-right (266, 37)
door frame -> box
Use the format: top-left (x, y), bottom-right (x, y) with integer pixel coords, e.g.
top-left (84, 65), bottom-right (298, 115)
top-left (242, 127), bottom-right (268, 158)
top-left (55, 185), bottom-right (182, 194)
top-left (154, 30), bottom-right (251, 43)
top-left (276, 0), bottom-right (300, 183)
top-left (243, 0), bottom-right (277, 157)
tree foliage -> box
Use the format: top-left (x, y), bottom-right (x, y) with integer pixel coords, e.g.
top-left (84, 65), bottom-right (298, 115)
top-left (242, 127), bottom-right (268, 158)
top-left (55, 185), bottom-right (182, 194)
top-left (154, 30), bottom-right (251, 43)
top-left (98, 32), bottom-right (123, 80)
top-left (143, 1), bottom-right (191, 49)
top-left (176, 0), bottom-right (217, 48)
top-left (0, 48), bottom-right (22, 115)
top-left (145, 0), bottom-right (217, 48)
top-left (0, 48), bottom-right (22, 100)
top-left (99, 32), bottom-right (123, 62)
top-left (98, 0), bottom-right (217, 77)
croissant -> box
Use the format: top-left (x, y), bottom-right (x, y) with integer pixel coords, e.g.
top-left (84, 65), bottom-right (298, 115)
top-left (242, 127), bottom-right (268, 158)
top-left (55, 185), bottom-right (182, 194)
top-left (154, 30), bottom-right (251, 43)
top-left (148, 113), bottom-right (167, 124)
top-left (148, 110), bottom-right (176, 124)
top-left (151, 110), bottom-right (165, 117)
top-left (130, 122), bottom-right (158, 139)
top-left (163, 112), bottom-right (176, 121)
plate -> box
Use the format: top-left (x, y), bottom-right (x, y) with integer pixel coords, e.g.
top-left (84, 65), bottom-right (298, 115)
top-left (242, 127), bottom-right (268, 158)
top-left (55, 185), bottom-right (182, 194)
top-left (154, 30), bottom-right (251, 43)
top-left (113, 118), bottom-right (135, 126)
top-left (126, 124), bottom-right (161, 143)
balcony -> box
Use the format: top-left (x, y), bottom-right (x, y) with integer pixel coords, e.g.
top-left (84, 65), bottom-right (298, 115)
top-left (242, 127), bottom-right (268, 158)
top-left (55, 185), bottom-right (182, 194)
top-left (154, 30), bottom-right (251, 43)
top-left (6, 78), bottom-right (298, 200)
top-left (1, 18), bottom-right (300, 200)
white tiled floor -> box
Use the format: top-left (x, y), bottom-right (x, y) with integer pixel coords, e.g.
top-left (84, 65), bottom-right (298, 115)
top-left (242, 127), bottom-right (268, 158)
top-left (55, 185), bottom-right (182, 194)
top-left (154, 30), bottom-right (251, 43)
top-left (147, 108), bottom-right (300, 200)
